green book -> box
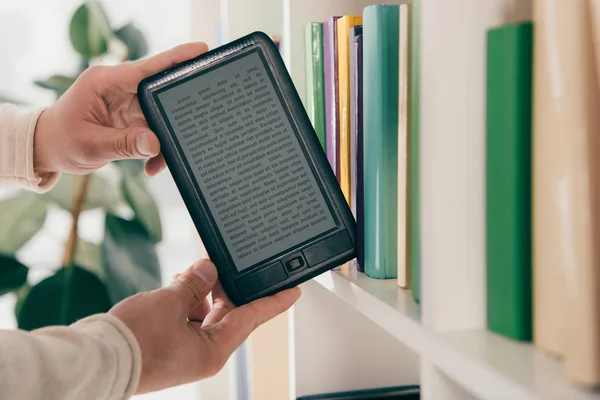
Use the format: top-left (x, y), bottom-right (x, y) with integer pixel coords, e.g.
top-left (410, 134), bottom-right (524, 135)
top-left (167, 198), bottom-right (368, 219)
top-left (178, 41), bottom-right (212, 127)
top-left (486, 21), bottom-right (533, 341)
top-left (304, 22), bottom-right (326, 151)
top-left (363, 4), bottom-right (399, 279)
top-left (409, 0), bottom-right (420, 302)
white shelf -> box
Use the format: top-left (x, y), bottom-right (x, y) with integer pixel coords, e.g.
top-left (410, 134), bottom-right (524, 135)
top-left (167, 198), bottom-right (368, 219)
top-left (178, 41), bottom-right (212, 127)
top-left (311, 268), bottom-right (600, 400)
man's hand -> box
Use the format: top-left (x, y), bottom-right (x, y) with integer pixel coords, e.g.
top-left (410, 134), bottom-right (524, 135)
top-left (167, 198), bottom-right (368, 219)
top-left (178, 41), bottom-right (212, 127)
top-left (33, 42), bottom-right (209, 177)
top-left (108, 259), bottom-right (301, 394)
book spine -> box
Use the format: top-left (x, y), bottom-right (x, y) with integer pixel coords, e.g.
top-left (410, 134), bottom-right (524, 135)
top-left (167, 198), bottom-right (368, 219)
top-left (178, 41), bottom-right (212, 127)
top-left (534, 0), bottom-right (600, 386)
top-left (323, 17), bottom-right (340, 179)
top-left (486, 21), bottom-right (532, 341)
top-left (532, 0), bottom-right (567, 359)
top-left (363, 4), bottom-right (400, 279)
top-left (337, 16), bottom-right (363, 206)
top-left (350, 26), bottom-right (364, 272)
top-left (409, 0), bottom-right (420, 300)
top-left (304, 23), bottom-right (327, 151)
top-left (397, 4), bottom-right (411, 289)
top-left (593, 1), bottom-right (600, 93)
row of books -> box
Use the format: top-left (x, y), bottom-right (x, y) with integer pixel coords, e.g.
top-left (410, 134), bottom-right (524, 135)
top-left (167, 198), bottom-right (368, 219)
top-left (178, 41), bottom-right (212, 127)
top-left (303, 4), bottom-right (418, 292)
top-left (303, 1), bottom-right (600, 390)
top-left (486, 5), bottom-right (600, 389)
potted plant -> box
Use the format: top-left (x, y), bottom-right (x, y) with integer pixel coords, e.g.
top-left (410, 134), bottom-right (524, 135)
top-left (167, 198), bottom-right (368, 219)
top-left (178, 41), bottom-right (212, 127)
top-left (0, 1), bottom-right (164, 331)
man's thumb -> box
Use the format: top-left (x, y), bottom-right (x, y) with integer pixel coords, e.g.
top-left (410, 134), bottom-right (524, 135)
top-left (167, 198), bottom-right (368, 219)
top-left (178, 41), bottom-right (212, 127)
top-left (170, 259), bottom-right (218, 311)
top-left (107, 127), bottom-right (160, 160)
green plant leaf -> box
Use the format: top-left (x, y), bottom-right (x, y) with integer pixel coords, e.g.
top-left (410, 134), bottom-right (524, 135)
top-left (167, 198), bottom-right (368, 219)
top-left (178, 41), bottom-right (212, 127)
top-left (86, 1), bottom-right (112, 37)
top-left (0, 194), bottom-right (47, 254)
top-left (122, 172), bottom-right (162, 242)
top-left (34, 75), bottom-right (76, 98)
top-left (0, 255), bottom-right (28, 296)
top-left (17, 265), bottom-right (112, 331)
top-left (14, 282), bottom-right (31, 319)
top-left (78, 57), bottom-right (90, 75)
top-left (101, 215), bottom-right (161, 304)
top-left (69, 1), bottom-right (111, 58)
top-left (113, 23), bottom-right (148, 60)
top-left (43, 173), bottom-right (125, 213)
top-left (73, 238), bottom-right (106, 281)
top-left (114, 159), bottom-right (145, 175)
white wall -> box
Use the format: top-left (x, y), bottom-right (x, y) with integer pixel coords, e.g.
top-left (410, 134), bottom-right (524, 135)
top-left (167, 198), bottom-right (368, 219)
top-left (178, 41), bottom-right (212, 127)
top-left (220, 0), bottom-right (282, 43)
top-left (0, 0), bottom-right (193, 107)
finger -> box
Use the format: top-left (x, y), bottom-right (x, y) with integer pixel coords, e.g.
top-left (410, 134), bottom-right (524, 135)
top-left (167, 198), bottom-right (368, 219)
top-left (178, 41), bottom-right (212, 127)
top-left (189, 298), bottom-right (212, 322)
top-left (212, 281), bottom-right (235, 309)
top-left (137, 42), bottom-right (209, 78)
top-left (114, 42), bottom-right (210, 93)
top-left (171, 268), bottom-right (211, 321)
top-left (145, 153), bottom-right (167, 176)
top-left (202, 281), bottom-right (235, 326)
top-left (169, 259), bottom-right (218, 313)
top-left (210, 287), bottom-right (301, 353)
top-left (86, 124), bottom-right (161, 162)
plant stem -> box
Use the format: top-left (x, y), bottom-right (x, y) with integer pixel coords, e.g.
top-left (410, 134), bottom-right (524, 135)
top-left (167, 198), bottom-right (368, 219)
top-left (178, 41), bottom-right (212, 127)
top-left (62, 174), bottom-right (91, 267)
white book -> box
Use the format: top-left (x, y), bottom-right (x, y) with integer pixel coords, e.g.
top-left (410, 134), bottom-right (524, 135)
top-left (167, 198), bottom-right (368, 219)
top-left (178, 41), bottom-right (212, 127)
top-left (532, 0), bottom-right (567, 361)
top-left (592, 0), bottom-right (600, 91)
top-left (534, 0), bottom-right (600, 387)
top-left (397, 4), bottom-right (410, 288)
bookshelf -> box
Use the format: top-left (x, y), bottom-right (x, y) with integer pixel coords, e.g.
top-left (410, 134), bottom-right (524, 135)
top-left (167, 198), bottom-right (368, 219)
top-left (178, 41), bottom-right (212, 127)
top-left (310, 268), bottom-right (600, 400)
top-left (205, 0), bottom-right (600, 399)
top-left (281, 0), bottom-right (400, 105)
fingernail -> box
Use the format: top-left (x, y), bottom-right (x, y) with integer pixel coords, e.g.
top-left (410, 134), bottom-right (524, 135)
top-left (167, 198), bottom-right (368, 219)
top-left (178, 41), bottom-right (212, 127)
top-left (192, 260), bottom-right (217, 283)
top-left (136, 131), bottom-right (153, 156)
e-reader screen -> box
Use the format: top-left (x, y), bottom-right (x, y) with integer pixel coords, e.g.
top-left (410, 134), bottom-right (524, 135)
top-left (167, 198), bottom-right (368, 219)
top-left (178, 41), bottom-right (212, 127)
top-left (156, 50), bottom-right (337, 272)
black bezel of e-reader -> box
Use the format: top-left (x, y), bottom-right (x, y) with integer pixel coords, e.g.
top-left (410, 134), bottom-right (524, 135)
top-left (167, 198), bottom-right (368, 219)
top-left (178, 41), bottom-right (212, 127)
top-left (138, 32), bottom-right (356, 306)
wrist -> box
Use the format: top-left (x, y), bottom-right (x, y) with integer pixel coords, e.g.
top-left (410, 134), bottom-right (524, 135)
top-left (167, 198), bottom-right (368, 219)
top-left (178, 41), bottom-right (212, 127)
top-left (34, 108), bottom-right (59, 174)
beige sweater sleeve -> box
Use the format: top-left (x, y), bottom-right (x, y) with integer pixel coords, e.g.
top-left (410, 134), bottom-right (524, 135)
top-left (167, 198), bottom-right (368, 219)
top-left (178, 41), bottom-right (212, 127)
top-left (0, 103), bottom-right (59, 192)
top-left (0, 314), bottom-right (142, 400)
top-left (0, 104), bottom-right (142, 399)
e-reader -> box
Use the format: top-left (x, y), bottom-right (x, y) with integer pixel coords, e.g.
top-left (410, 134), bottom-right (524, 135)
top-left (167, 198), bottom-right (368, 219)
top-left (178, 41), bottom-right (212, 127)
top-left (138, 32), bottom-right (356, 305)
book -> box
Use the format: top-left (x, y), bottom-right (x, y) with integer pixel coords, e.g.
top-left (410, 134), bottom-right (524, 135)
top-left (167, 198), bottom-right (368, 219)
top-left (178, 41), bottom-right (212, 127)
top-left (534, 0), bottom-right (600, 387)
top-left (532, 0), bottom-right (567, 360)
top-left (304, 23), bottom-right (326, 151)
top-left (336, 15), bottom-right (363, 206)
top-left (417, 0), bottom-right (533, 329)
top-left (592, 0), bottom-right (600, 94)
top-left (349, 25), bottom-right (364, 272)
top-left (271, 35), bottom-right (282, 51)
top-left (408, 0), bottom-right (420, 301)
top-left (486, 21), bottom-right (532, 342)
top-left (296, 385), bottom-right (420, 399)
top-left (323, 17), bottom-right (341, 179)
top-left (397, 4), bottom-right (411, 289)
top-left (363, 4), bottom-right (400, 280)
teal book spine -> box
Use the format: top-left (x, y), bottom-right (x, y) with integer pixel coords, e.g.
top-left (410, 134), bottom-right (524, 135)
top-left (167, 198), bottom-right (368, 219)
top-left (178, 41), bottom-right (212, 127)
top-left (304, 22), bottom-right (327, 151)
top-left (409, 0), bottom-right (420, 302)
top-left (486, 21), bottom-right (533, 341)
top-left (363, 4), bottom-right (400, 279)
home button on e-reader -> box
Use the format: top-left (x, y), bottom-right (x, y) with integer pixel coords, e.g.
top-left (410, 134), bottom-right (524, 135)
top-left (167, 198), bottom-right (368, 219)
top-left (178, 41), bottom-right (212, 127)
top-left (236, 261), bottom-right (288, 299)
top-left (284, 254), bottom-right (305, 273)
